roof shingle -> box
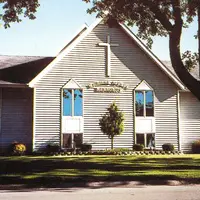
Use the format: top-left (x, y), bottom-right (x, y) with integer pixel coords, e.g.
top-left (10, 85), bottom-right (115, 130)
top-left (0, 55), bottom-right (54, 84)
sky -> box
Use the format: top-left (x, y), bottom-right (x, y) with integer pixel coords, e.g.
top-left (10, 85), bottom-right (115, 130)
top-left (0, 0), bottom-right (198, 61)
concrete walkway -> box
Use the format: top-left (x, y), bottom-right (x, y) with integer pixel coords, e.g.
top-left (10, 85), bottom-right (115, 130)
top-left (1, 185), bottom-right (200, 200)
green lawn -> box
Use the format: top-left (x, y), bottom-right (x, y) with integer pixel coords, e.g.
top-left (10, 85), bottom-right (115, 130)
top-left (1, 154), bottom-right (200, 187)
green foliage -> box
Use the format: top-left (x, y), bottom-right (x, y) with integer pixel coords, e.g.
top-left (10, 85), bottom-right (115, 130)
top-left (162, 143), bottom-right (175, 151)
top-left (83, 0), bottom-right (198, 48)
top-left (192, 140), bottom-right (200, 153)
top-left (10, 141), bottom-right (26, 156)
top-left (133, 144), bottom-right (144, 151)
top-left (99, 102), bottom-right (124, 149)
top-left (0, 0), bottom-right (40, 28)
top-left (46, 144), bottom-right (60, 154)
top-left (182, 51), bottom-right (199, 72)
top-left (80, 143), bottom-right (92, 152)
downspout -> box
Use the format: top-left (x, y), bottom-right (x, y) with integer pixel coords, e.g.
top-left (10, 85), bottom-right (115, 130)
top-left (32, 88), bottom-right (36, 152)
top-left (177, 90), bottom-right (181, 151)
top-left (133, 90), bottom-right (136, 145)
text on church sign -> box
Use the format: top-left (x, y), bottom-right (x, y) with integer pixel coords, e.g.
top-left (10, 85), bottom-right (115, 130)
top-left (87, 81), bottom-right (128, 93)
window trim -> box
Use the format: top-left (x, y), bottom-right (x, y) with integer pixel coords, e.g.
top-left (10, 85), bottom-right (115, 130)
top-left (135, 90), bottom-right (154, 117)
top-left (136, 133), bottom-right (155, 148)
top-left (63, 88), bottom-right (83, 117)
top-left (61, 79), bottom-right (84, 149)
top-left (63, 133), bottom-right (83, 149)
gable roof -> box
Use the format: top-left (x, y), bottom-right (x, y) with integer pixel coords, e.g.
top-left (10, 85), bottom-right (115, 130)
top-left (0, 55), bottom-right (54, 85)
top-left (28, 17), bottom-right (186, 90)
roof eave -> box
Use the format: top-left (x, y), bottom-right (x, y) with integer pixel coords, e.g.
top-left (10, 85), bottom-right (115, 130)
top-left (0, 82), bottom-right (29, 88)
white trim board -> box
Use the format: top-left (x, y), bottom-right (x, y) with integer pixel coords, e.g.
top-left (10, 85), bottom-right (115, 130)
top-left (62, 79), bottom-right (82, 89)
top-left (57, 24), bottom-right (88, 56)
top-left (135, 80), bottom-right (154, 91)
top-left (28, 17), bottom-right (186, 90)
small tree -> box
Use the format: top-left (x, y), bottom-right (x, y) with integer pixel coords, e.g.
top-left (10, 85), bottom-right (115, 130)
top-left (99, 102), bottom-right (124, 149)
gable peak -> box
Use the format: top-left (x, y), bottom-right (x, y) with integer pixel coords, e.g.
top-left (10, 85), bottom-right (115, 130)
top-left (135, 80), bottom-right (153, 91)
top-left (62, 79), bottom-right (82, 89)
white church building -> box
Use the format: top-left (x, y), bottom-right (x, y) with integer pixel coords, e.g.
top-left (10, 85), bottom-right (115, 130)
top-left (0, 16), bottom-right (200, 152)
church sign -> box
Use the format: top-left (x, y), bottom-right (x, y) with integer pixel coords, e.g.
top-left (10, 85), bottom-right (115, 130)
top-left (87, 81), bottom-right (128, 93)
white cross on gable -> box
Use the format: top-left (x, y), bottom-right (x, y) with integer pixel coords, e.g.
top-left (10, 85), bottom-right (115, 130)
top-left (98, 35), bottom-right (119, 77)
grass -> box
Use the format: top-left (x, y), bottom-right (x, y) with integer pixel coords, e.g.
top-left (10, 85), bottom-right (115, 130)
top-left (0, 154), bottom-right (200, 187)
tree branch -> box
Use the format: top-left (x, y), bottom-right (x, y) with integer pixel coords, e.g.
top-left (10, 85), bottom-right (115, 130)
top-left (144, 0), bottom-right (173, 32)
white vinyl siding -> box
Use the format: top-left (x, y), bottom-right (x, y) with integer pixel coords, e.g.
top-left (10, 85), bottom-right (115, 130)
top-left (180, 92), bottom-right (200, 152)
top-left (33, 23), bottom-right (179, 151)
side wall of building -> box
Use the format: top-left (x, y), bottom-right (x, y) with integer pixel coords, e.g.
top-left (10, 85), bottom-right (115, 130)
top-left (33, 23), bottom-right (179, 151)
top-left (0, 87), bottom-right (33, 152)
top-left (180, 92), bottom-right (200, 152)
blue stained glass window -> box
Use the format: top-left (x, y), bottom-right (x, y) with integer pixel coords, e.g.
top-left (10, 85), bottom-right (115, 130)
top-left (63, 89), bottom-right (72, 116)
top-left (135, 91), bottom-right (144, 116)
top-left (145, 91), bottom-right (154, 116)
top-left (74, 89), bottom-right (83, 116)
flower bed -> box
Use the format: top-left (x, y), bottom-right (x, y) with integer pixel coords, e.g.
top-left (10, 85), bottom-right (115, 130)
top-left (46, 149), bottom-right (183, 156)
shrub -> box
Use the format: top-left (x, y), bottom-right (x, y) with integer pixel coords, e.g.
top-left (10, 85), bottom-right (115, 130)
top-left (10, 141), bottom-right (26, 156)
top-left (162, 143), bottom-right (174, 151)
top-left (192, 140), bottom-right (200, 153)
top-left (133, 144), bottom-right (144, 151)
top-left (46, 144), bottom-right (60, 154)
top-left (80, 143), bottom-right (92, 152)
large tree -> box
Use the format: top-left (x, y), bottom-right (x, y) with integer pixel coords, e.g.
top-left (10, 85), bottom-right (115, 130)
top-left (83, 0), bottom-right (200, 100)
top-left (0, 0), bottom-right (39, 28)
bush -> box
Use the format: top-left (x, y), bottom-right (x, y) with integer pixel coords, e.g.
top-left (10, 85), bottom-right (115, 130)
top-left (46, 144), bottom-right (60, 154)
top-left (133, 144), bottom-right (144, 151)
top-left (10, 141), bottom-right (26, 156)
top-left (80, 143), bottom-right (92, 152)
top-left (192, 140), bottom-right (200, 153)
top-left (162, 143), bottom-right (174, 151)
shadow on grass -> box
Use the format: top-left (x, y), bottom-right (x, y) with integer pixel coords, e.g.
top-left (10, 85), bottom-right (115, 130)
top-left (0, 156), bottom-right (200, 190)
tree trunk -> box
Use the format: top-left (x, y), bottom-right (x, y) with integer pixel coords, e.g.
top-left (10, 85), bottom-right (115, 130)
top-left (111, 137), bottom-right (114, 150)
top-left (169, 20), bottom-right (200, 101)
